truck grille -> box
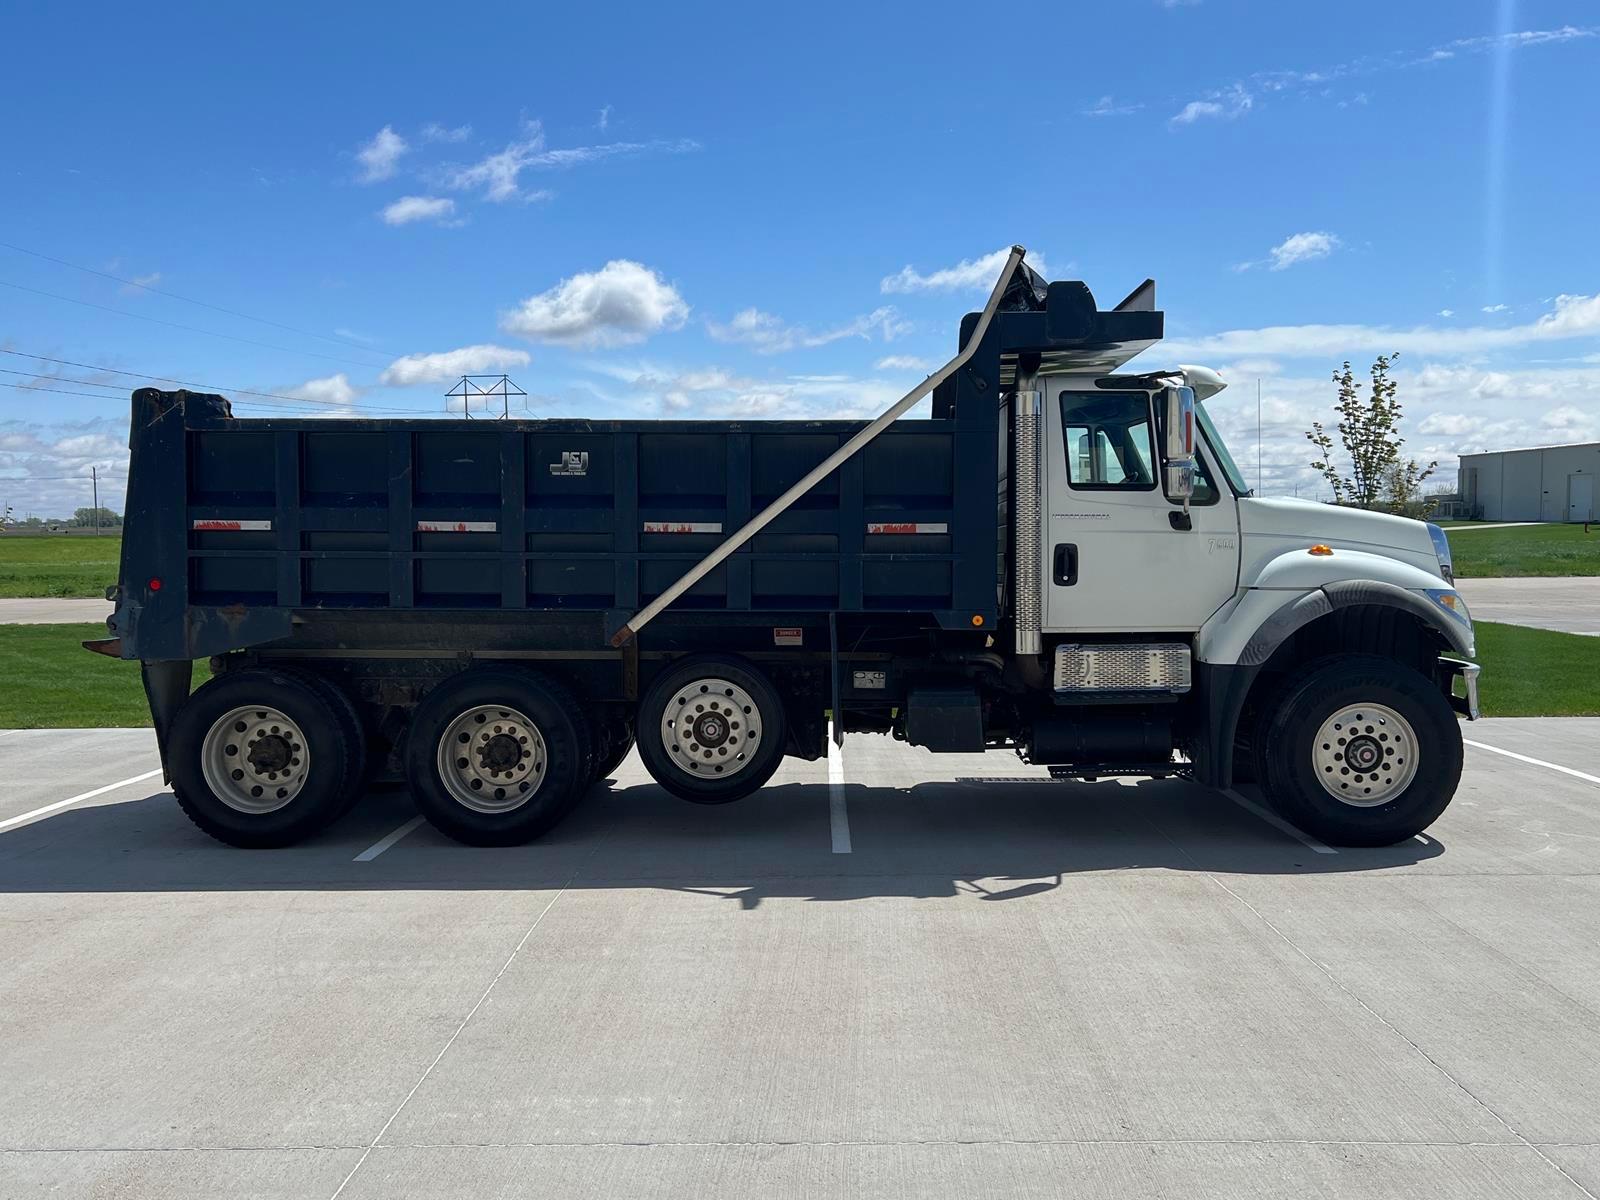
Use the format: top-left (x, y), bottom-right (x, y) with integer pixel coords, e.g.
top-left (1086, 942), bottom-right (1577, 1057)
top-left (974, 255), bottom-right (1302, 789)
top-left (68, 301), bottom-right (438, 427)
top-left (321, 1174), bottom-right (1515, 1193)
top-left (1054, 643), bottom-right (1192, 693)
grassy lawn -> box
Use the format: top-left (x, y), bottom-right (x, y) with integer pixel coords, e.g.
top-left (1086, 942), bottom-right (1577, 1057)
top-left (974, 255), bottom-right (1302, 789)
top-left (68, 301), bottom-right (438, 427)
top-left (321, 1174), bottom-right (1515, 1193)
top-left (1447, 522), bottom-right (1600, 577)
top-left (0, 535), bottom-right (123, 598)
top-left (1, 620), bottom-right (1594, 730)
top-left (1469, 621), bottom-right (1600, 717)
top-left (0, 623), bottom-right (159, 727)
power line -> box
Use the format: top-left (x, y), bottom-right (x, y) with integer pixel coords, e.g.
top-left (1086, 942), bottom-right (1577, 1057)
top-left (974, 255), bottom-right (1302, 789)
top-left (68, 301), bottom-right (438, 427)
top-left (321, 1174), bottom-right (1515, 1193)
top-left (0, 279), bottom-right (390, 370)
top-left (0, 238), bottom-right (396, 359)
top-left (1, 378), bottom-right (424, 416)
top-left (1, 352), bottom-right (428, 415)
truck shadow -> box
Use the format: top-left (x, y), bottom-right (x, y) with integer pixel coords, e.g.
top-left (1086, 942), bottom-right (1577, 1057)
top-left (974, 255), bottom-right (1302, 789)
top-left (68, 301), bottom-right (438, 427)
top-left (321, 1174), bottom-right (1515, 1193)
top-left (0, 773), bottom-right (1446, 902)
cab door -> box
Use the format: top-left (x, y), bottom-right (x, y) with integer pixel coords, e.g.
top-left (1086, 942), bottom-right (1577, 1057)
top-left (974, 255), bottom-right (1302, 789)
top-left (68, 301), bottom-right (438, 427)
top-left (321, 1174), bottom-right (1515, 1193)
top-left (1041, 382), bottom-right (1239, 633)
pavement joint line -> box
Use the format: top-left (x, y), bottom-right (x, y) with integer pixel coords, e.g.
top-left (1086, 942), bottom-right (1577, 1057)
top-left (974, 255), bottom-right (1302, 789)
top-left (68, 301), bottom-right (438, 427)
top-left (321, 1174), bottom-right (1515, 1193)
top-left (1204, 873), bottom-right (1600, 1200)
top-left (1465, 739), bottom-right (1600, 787)
top-left (16, 1136), bottom-right (1600, 1153)
top-left (827, 718), bottom-right (851, 854)
top-left (353, 815), bottom-right (425, 862)
top-left (327, 819), bottom-right (616, 1200)
top-left (0, 767), bottom-right (163, 833)
top-left (1222, 788), bottom-right (1337, 855)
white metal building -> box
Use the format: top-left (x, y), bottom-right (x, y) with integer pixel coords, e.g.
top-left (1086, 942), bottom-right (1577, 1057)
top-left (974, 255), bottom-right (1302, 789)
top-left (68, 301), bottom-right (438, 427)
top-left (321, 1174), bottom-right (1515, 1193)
top-left (1457, 441), bottom-right (1599, 522)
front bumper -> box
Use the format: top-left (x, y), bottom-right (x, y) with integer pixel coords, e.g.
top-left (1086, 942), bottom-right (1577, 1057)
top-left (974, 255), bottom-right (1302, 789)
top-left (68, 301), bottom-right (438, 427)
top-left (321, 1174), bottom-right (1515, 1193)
top-left (1440, 657), bottom-right (1481, 721)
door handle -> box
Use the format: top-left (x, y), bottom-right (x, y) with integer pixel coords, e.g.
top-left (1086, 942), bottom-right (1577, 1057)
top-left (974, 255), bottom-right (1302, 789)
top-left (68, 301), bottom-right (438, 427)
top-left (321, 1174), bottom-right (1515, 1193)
top-left (1053, 543), bottom-right (1078, 586)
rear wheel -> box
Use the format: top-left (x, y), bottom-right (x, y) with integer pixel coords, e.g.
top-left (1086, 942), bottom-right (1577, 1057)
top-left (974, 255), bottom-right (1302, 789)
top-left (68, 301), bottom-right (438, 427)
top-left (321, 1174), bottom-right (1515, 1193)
top-left (300, 671), bottom-right (368, 815)
top-left (405, 668), bottom-right (590, 846)
top-left (168, 668), bottom-right (354, 848)
top-left (1259, 655), bottom-right (1461, 846)
top-left (590, 716), bottom-right (635, 785)
top-left (636, 655), bottom-right (786, 804)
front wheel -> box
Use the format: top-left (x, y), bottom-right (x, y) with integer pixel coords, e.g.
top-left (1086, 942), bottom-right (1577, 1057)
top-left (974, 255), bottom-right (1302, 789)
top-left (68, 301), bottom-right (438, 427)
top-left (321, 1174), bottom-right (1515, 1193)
top-left (1259, 655), bottom-right (1462, 847)
top-left (636, 655), bottom-right (787, 804)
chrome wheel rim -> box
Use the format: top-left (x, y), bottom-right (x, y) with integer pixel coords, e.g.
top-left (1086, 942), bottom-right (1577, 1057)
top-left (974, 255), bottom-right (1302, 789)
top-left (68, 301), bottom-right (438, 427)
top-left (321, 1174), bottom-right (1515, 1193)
top-left (436, 704), bottom-right (547, 814)
top-left (201, 705), bottom-right (310, 814)
top-left (1311, 702), bottom-right (1418, 807)
top-left (659, 677), bottom-right (762, 779)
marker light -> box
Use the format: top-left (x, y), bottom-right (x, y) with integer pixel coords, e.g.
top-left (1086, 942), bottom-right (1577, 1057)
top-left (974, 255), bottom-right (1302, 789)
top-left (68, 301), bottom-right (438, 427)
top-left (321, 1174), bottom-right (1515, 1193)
top-left (1308, 545), bottom-right (1333, 556)
top-left (970, 614), bottom-right (985, 627)
top-left (148, 578), bottom-right (163, 591)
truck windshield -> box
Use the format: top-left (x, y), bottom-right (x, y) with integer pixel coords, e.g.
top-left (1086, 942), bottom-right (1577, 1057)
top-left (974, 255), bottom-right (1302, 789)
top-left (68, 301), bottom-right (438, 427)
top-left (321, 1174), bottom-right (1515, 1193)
top-left (1196, 401), bottom-right (1252, 496)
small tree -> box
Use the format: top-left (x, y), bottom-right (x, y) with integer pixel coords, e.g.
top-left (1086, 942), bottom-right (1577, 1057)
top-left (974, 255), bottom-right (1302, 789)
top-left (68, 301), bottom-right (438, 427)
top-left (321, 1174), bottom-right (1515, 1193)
top-left (1306, 353), bottom-right (1435, 510)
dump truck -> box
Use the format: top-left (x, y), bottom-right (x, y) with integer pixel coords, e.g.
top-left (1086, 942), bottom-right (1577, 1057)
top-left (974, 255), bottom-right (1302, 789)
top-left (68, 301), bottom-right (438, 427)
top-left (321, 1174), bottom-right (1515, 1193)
top-left (91, 247), bottom-right (1480, 849)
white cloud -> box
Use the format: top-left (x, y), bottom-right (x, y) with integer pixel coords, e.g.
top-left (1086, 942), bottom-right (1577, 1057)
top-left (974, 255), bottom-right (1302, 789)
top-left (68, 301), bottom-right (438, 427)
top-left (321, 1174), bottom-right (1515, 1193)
top-left (585, 362), bottom-right (909, 421)
top-left (0, 418), bottom-right (129, 517)
top-left (707, 306), bottom-right (908, 354)
top-left (420, 122), bottom-right (472, 143)
top-left (1082, 95), bottom-right (1143, 117)
top-left (1482, 303), bottom-right (1509, 314)
top-left (286, 373), bottom-right (360, 405)
top-left (880, 247), bottom-right (1047, 294)
top-left (1170, 83), bottom-right (1253, 126)
top-left (379, 195), bottom-right (458, 226)
top-left (440, 120), bottom-right (699, 203)
top-left (1233, 231), bottom-right (1339, 273)
top-left (1157, 292), bottom-right (1600, 362)
top-left (1269, 231), bottom-right (1339, 271)
top-left (500, 260), bottom-right (689, 347)
top-left (1438, 309), bottom-right (1455, 318)
top-left (379, 344), bottom-right (531, 386)
top-left (597, 105), bottom-right (613, 131)
top-left (876, 355), bottom-right (933, 372)
top-left (355, 125), bottom-right (408, 183)
top-left (118, 271), bottom-right (161, 296)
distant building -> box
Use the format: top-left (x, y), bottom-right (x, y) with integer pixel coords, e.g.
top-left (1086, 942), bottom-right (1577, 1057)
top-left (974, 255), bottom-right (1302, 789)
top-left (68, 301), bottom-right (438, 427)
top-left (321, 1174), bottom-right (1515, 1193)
top-left (1457, 441), bottom-right (1599, 522)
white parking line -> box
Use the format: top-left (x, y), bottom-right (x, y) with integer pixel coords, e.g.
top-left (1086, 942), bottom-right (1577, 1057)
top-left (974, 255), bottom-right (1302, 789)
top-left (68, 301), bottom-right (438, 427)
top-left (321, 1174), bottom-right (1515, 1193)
top-left (353, 815), bottom-right (425, 862)
top-left (0, 768), bottom-right (164, 833)
top-left (1224, 788), bottom-right (1338, 855)
top-left (828, 720), bottom-right (851, 854)
top-left (1465, 739), bottom-right (1600, 787)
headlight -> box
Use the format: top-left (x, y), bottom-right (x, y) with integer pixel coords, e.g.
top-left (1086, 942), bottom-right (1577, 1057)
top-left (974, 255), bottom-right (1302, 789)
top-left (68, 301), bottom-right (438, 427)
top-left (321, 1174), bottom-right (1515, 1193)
top-left (1426, 522), bottom-right (1453, 583)
top-left (1425, 588), bottom-right (1472, 625)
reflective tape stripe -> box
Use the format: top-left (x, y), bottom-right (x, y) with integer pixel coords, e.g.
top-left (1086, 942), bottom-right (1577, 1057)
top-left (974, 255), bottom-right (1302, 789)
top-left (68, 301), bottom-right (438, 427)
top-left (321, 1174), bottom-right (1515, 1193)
top-left (416, 520), bottom-right (498, 533)
top-left (643, 521), bottom-right (723, 534)
top-left (191, 519), bottom-right (272, 531)
top-left (866, 522), bottom-right (948, 534)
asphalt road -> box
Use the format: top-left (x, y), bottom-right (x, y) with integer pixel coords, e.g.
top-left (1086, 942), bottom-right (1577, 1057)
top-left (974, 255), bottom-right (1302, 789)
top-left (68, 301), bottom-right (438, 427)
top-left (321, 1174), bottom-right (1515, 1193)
top-left (3, 720), bottom-right (1600, 1198)
top-left (1457, 577), bottom-right (1600, 636)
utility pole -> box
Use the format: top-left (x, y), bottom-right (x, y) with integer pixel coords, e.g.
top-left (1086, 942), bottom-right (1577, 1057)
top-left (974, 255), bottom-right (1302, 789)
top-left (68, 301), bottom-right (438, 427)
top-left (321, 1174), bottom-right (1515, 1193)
top-left (91, 465), bottom-right (99, 536)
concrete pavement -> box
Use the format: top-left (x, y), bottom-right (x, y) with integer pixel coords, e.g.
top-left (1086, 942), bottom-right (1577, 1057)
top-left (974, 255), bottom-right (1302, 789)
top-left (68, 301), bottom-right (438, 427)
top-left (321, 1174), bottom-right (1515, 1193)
top-left (0, 598), bottom-right (112, 624)
top-left (2, 720), bottom-right (1600, 1197)
top-left (1457, 576), bottom-right (1600, 635)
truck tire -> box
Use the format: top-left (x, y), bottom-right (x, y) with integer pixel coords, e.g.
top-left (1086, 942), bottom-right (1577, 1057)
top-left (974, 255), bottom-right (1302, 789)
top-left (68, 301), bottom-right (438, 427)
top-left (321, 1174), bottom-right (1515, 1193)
top-left (168, 668), bottom-right (355, 848)
top-left (300, 670), bottom-right (369, 816)
top-left (1258, 654), bottom-right (1462, 847)
top-left (636, 655), bottom-right (786, 804)
top-left (405, 668), bottom-right (591, 846)
top-left (590, 716), bottom-right (635, 786)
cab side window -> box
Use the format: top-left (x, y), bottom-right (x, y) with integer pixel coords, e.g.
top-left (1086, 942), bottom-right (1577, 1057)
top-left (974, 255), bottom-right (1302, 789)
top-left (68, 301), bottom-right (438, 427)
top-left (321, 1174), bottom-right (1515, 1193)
top-left (1060, 392), bottom-right (1156, 490)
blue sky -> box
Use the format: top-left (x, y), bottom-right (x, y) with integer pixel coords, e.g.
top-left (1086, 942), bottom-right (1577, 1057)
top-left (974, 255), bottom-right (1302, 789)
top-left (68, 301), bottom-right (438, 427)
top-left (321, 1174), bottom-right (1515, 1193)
top-left (3, 1), bottom-right (1598, 516)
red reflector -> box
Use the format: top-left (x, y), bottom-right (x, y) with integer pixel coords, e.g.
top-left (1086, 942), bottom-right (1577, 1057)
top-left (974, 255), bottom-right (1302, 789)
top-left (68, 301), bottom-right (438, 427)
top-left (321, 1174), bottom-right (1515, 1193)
top-left (149, 578), bottom-right (163, 591)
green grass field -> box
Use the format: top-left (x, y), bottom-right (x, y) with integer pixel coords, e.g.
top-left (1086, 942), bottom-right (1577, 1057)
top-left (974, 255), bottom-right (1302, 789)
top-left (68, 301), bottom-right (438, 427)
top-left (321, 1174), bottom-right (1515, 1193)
top-left (1, 620), bottom-right (1593, 730)
top-left (0, 623), bottom-right (156, 727)
top-left (1445, 522), bottom-right (1599, 577)
top-left (0, 536), bottom-right (123, 598)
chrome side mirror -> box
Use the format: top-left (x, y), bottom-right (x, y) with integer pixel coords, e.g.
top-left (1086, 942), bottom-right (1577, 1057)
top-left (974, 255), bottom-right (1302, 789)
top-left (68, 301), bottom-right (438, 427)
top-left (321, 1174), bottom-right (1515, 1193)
top-left (1161, 385), bottom-right (1196, 506)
